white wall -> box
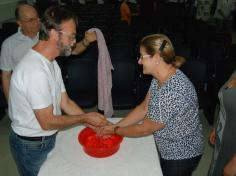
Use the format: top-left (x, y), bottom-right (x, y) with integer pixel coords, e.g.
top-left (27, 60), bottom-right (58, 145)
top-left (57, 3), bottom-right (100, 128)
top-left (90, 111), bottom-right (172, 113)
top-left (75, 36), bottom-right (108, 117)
top-left (0, 0), bottom-right (19, 23)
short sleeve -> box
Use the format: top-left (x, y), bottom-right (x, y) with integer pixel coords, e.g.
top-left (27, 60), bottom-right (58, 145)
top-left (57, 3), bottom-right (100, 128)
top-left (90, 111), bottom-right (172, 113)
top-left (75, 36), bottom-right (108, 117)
top-left (58, 69), bottom-right (66, 93)
top-left (0, 39), bottom-right (13, 71)
top-left (54, 61), bottom-right (66, 93)
top-left (26, 70), bottom-right (52, 110)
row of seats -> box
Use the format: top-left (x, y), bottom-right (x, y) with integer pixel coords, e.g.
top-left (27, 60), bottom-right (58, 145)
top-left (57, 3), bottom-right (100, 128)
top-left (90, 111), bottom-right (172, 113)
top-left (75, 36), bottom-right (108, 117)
top-left (56, 55), bottom-right (139, 110)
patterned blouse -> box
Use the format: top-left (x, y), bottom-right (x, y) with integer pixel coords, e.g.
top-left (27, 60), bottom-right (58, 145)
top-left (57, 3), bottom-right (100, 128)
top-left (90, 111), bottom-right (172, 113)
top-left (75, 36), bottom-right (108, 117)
top-left (147, 69), bottom-right (204, 160)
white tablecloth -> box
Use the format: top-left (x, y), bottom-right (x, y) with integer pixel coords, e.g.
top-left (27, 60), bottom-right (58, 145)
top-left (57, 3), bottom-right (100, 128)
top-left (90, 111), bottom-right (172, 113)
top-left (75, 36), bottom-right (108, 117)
top-left (38, 118), bottom-right (163, 176)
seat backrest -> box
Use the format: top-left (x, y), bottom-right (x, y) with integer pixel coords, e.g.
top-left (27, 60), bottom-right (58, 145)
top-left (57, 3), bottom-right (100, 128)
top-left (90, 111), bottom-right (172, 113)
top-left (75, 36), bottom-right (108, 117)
top-left (109, 43), bottom-right (134, 61)
top-left (66, 58), bottom-right (97, 92)
top-left (111, 59), bottom-right (139, 109)
top-left (111, 59), bottom-right (137, 92)
top-left (110, 33), bottom-right (134, 45)
top-left (65, 57), bottom-right (98, 108)
top-left (76, 43), bottom-right (98, 60)
top-left (180, 59), bottom-right (207, 92)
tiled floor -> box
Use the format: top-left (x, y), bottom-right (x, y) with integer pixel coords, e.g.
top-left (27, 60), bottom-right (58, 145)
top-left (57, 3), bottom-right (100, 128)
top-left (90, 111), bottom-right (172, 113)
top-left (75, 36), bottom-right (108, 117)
top-left (0, 109), bottom-right (213, 176)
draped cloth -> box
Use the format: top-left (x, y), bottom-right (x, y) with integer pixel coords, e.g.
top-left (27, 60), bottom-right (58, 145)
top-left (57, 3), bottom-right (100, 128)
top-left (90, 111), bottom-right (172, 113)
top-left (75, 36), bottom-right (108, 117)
top-left (88, 28), bottom-right (114, 118)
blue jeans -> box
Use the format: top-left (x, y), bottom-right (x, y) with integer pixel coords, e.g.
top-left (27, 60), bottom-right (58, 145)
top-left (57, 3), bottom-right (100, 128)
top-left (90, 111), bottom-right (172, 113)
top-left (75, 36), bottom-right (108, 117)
top-left (160, 155), bottom-right (202, 176)
top-left (9, 130), bottom-right (56, 176)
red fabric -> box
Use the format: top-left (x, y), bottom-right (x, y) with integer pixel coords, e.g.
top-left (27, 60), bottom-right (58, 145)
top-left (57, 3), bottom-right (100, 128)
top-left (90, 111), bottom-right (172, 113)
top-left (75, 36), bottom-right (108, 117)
top-left (120, 2), bottom-right (131, 25)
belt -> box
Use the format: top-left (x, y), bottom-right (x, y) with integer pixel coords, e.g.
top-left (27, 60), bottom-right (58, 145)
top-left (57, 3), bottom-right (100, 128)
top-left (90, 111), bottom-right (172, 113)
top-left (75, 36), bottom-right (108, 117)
top-left (16, 133), bottom-right (57, 141)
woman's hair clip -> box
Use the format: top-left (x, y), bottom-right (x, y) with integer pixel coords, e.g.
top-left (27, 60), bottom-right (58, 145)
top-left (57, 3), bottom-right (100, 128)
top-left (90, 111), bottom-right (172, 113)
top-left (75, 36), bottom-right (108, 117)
top-left (159, 40), bottom-right (167, 52)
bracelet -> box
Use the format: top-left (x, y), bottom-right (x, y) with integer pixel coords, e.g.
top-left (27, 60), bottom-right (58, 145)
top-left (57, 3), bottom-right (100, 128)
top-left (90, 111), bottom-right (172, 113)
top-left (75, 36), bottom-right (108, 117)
top-left (114, 126), bottom-right (120, 134)
top-left (81, 39), bottom-right (89, 47)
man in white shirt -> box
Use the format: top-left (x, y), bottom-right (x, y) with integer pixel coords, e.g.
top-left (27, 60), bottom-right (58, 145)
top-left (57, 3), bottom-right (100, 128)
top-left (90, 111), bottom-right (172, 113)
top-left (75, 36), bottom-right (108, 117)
top-left (0, 1), bottom-right (40, 101)
top-left (8, 6), bottom-right (107, 176)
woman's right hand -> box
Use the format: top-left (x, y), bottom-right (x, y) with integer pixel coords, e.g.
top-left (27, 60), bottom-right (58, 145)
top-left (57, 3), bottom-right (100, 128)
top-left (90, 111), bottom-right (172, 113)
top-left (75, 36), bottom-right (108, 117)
top-left (209, 128), bottom-right (216, 145)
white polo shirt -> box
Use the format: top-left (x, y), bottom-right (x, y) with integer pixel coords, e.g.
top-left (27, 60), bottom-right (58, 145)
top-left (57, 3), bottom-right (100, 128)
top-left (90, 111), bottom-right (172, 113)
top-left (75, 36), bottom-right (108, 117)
top-left (0, 28), bottom-right (38, 71)
top-left (8, 49), bottom-right (66, 137)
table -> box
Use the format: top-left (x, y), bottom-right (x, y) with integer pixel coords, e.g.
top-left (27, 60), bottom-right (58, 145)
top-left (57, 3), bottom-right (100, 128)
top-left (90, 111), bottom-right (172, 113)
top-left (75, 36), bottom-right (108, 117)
top-left (38, 118), bottom-right (163, 176)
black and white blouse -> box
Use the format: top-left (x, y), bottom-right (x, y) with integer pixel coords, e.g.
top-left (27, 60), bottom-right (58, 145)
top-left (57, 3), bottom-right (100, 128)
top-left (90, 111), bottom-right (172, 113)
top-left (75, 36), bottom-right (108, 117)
top-left (147, 69), bottom-right (204, 160)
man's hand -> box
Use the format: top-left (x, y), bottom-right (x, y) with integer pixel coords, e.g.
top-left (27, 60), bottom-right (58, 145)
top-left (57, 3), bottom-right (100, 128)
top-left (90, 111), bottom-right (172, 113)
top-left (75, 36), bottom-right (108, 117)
top-left (209, 128), bottom-right (216, 145)
top-left (98, 124), bottom-right (117, 136)
top-left (71, 31), bottom-right (97, 55)
top-left (84, 112), bottom-right (108, 127)
top-left (84, 31), bottom-right (96, 44)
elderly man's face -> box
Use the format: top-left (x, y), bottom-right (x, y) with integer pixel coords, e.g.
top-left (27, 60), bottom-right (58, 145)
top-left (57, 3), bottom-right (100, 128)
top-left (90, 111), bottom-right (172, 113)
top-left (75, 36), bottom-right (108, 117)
top-left (17, 5), bottom-right (40, 38)
top-left (57, 19), bottom-right (77, 56)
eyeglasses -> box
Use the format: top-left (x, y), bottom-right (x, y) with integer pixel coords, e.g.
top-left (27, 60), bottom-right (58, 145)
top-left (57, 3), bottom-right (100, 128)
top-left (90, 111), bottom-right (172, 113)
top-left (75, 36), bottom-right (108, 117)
top-left (58, 31), bottom-right (76, 41)
top-left (20, 17), bottom-right (39, 23)
top-left (139, 54), bottom-right (151, 60)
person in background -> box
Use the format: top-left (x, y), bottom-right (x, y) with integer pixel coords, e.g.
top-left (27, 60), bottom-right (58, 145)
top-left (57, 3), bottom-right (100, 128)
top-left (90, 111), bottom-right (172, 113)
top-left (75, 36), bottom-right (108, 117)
top-left (208, 70), bottom-right (236, 176)
top-left (120, 0), bottom-right (132, 25)
top-left (0, 1), bottom-right (40, 102)
top-left (195, 0), bottom-right (213, 22)
top-left (8, 6), bottom-right (107, 176)
top-left (99, 34), bottom-right (204, 176)
top-left (78, 0), bottom-right (104, 4)
top-left (120, 0), bottom-right (139, 25)
top-left (213, 0), bottom-right (235, 32)
top-left (0, 1), bottom-right (97, 102)
top-left (224, 153), bottom-right (236, 176)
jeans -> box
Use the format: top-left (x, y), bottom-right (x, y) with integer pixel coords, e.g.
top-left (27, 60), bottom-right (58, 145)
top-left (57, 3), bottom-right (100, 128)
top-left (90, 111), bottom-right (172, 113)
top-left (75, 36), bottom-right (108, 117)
top-left (160, 155), bottom-right (202, 176)
top-left (9, 130), bottom-right (56, 176)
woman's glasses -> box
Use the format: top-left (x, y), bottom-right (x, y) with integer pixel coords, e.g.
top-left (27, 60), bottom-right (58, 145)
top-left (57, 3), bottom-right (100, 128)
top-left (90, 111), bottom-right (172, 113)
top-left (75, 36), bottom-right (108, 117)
top-left (138, 54), bottom-right (151, 60)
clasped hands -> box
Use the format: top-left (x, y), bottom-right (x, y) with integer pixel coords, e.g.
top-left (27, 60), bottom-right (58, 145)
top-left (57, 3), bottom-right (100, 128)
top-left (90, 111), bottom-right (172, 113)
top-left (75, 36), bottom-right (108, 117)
top-left (93, 120), bottom-right (119, 137)
top-left (95, 123), bottom-right (118, 137)
top-left (83, 113), bottom-right (120, 137)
